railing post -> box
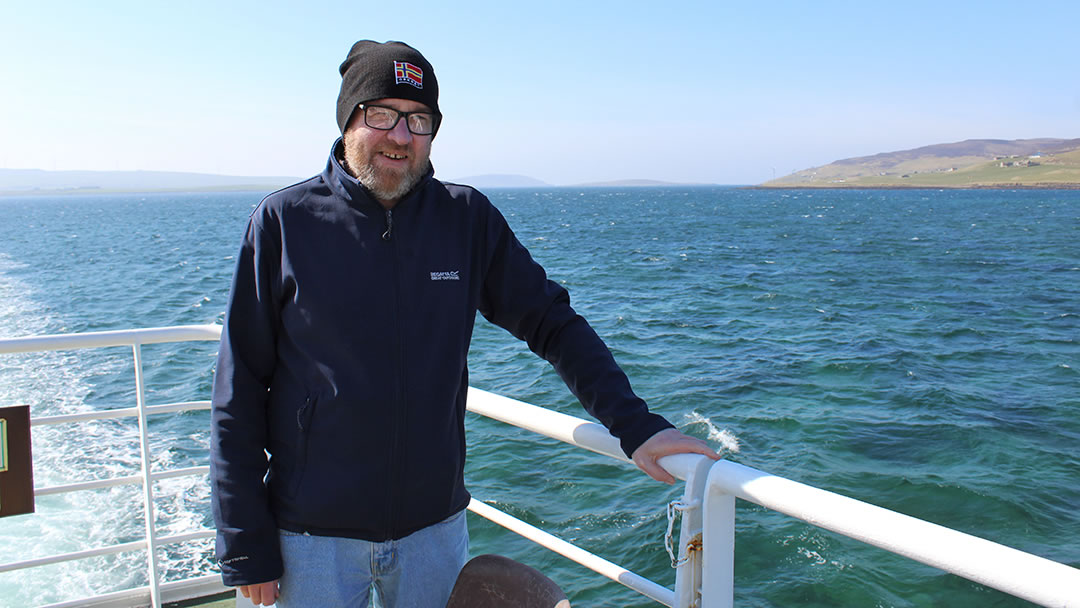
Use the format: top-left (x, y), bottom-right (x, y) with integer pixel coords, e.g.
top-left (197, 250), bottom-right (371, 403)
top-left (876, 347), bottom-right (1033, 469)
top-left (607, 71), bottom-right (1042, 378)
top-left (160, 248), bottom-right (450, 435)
top-left (671, 456), bottom-right (714, 608)
top-left (132, 343), bottom-right (163, 608)
top-left (700, 462), bottom-right (736, 608)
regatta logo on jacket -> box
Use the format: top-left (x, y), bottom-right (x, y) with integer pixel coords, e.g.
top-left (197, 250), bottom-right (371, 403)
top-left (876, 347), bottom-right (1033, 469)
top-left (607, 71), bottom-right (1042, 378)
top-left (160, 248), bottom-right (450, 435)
top-left (430, 271), bottom-right (460, 281)
top-left (394, 61), bottom-right (423, 89)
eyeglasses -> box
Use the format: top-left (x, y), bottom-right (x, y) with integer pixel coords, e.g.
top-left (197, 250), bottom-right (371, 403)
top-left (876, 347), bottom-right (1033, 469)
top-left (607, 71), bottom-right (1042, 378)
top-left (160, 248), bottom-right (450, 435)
top-left (357, 104), bottom-right (438, 135)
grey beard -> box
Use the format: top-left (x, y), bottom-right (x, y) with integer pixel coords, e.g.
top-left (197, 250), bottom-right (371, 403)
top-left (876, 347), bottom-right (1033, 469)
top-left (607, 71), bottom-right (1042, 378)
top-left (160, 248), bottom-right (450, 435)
top-left (354, 161), bottom-right (428, 204)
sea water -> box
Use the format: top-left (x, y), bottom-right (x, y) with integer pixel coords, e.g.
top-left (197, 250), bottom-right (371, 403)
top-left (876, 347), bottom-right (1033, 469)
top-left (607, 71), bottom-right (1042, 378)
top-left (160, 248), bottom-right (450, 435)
top-left (0, 187), bottom-right (1076, 607)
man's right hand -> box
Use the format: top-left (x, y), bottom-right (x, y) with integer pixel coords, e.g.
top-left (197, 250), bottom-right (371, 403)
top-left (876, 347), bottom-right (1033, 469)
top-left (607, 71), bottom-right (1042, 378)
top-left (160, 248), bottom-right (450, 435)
top-left (239, 580), bottom-right (280, 606)
top-left (631, 427), bottom-right (721, 484)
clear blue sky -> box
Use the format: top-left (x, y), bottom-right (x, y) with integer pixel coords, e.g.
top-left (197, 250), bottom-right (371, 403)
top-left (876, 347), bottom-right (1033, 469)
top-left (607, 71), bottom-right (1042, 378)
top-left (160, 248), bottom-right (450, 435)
top-left (2, 0), bottom-right (1077, 185)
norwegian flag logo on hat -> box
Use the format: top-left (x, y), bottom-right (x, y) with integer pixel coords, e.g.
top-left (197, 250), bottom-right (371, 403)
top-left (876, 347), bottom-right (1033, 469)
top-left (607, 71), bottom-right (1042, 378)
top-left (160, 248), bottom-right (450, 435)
top-left (394, 61), bottom-right (423, 89)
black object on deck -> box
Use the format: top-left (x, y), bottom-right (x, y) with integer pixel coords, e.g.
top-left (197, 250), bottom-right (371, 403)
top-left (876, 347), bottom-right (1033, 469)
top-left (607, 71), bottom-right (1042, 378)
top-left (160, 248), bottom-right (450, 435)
top-left (446, 554), bottom-right (570, 608)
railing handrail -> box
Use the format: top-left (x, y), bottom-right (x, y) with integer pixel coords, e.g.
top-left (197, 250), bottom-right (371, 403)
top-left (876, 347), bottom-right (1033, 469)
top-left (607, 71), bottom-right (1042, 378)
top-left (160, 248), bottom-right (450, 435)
top-left (0, 323), bottom-right (222, 354)
top-left (700, 460), bottom-right (1080, 608)
top-left (30, 400), bottom-right (211, 427)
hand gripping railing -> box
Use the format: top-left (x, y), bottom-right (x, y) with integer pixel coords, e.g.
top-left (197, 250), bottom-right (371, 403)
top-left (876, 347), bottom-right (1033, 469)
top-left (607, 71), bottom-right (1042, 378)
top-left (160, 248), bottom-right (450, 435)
top-left (0, 324), bottom-right (226, 608)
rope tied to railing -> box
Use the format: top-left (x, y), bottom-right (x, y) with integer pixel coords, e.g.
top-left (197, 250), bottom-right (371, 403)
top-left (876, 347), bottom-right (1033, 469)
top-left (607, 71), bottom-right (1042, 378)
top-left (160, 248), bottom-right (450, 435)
top-left (665, 498), bottom-right (700, 568)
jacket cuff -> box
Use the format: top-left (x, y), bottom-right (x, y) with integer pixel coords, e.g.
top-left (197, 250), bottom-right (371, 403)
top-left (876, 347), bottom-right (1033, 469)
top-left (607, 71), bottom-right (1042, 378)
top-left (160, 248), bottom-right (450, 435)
top-left (217, 536), bottom-right (284, 587)
top-left (618, 414), bottom-right (675, 458)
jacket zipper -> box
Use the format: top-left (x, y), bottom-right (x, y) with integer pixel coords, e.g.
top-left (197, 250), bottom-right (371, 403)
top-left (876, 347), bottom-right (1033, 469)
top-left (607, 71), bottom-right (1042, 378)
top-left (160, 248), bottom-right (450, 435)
top-left (382, 209), bottom-right (393, 240)
top-left (384, 208), bottom-right (406, 538)
top-left (296, 396), bottom-right (313, 432)
top-left (292, 396), bottom-right (313, 496)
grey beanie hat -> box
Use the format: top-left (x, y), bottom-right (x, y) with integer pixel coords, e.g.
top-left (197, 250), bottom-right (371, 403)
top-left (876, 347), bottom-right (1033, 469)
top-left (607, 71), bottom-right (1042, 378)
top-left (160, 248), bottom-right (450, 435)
top-left (336, 40), bottom-right (440, 134)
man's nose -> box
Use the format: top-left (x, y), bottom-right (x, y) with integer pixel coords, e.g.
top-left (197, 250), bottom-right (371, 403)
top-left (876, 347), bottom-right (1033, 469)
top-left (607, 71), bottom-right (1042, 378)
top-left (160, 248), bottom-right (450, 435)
top-left (386, 118), bottom-right (412, 144)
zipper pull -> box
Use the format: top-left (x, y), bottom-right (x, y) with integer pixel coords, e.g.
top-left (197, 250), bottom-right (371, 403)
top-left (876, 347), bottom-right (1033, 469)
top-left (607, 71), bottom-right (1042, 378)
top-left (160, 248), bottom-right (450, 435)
top-left (297, 397), bottom-right (311, 431)
top-left (382, 209), bottom-right (393, 240)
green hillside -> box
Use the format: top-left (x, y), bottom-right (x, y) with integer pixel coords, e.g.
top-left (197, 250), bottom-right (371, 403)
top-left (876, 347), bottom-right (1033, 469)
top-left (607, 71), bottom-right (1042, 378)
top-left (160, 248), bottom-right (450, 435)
top-left (762, 138), bottom-right (1080, 188)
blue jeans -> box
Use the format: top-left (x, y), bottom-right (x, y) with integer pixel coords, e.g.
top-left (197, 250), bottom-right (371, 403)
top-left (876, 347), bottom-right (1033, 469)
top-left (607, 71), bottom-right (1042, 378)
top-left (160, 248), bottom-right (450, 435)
top-left (275, 509), bottom-right (469, 608)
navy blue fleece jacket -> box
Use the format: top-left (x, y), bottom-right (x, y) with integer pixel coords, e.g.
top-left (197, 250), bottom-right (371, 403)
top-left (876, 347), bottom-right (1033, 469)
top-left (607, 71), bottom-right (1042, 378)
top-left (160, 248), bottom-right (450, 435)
top-left (209, 141), bottom-right (673, 586)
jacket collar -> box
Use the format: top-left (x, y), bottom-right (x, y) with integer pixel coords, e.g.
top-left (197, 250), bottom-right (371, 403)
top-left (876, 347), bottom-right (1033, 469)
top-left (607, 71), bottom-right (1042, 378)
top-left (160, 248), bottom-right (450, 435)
top-left (324, 138), bottom-right (435, 211)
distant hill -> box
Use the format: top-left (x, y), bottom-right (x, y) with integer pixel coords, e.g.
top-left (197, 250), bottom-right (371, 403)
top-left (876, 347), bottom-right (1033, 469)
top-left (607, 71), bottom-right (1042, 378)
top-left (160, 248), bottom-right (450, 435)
top-left (0, 168), bottom-right (300, 195)
top-left (447, 175), bottom-right (716, 188)
top-left (446, 174), bottom-right (551, 188)
top-left (571, 179), bottom-right (696, 188)
top-left (761, 138), bottom-right (1080, 188)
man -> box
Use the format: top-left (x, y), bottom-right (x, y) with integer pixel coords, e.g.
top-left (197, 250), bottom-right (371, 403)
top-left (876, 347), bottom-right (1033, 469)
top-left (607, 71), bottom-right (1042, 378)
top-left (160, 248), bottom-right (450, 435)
top-left (210, 40), bottom-right (719, 607)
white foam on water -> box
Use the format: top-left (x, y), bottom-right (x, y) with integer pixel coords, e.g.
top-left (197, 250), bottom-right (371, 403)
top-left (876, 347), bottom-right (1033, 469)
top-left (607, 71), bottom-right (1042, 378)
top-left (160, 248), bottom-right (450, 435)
top-left (683, 411), bottom-right (741, 454)
top-left (0, 254), bottom-right (48, 338)
top-left (0, 254), bottom-right (216, 605)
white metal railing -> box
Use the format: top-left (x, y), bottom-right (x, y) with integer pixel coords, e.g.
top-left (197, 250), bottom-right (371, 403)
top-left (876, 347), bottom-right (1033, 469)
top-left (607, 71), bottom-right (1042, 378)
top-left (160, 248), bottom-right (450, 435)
top-left (0, 324), bottom-right (226, 608)
top-left (697, 460), bottom-right (1080, 608)
top-left (466, 388), bottom-right (1080, 608)
top-left (3, 326), bottom-right (1079, 608)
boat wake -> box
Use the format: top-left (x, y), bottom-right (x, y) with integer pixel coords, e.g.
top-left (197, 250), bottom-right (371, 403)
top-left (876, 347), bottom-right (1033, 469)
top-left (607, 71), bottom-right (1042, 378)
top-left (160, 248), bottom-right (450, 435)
top-left (0, 255), bottom-right (215, 606)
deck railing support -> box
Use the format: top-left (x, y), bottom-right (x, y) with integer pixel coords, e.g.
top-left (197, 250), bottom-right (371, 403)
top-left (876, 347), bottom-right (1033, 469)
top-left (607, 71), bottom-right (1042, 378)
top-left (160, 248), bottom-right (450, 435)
top-left (132, 343), bottom-right (163, 608)
top-left (667, 454), bottom-right (714, 608)
top-left (699, 468), bottom-right (736, 608)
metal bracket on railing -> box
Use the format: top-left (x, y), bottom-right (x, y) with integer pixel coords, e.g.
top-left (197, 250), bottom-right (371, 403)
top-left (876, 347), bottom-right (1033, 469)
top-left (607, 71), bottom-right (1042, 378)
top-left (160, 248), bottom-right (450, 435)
top-left (665, 499), bottom-right (701, 568)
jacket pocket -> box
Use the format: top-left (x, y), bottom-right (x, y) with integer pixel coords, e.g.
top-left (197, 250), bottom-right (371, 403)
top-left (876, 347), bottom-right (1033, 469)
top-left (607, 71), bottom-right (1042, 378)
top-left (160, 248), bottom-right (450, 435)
top-left (289, 395), bottom-right (316, 497)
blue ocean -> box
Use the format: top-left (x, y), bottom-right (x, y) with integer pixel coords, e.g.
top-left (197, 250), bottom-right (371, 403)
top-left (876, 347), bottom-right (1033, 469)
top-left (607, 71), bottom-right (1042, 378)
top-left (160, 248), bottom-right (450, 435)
top-left (0, 186), bottom-right (1077, 607)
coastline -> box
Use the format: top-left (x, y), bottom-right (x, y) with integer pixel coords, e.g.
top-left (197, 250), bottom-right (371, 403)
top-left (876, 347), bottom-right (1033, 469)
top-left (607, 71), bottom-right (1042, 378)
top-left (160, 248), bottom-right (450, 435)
top-left (748, 182), bottom-right (1080, 190)
top-left (0, 185), bottom-right (286, 197)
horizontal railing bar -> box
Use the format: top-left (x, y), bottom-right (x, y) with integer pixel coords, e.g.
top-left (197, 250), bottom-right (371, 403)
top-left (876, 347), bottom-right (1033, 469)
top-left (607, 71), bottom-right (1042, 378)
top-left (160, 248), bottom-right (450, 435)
top-left (152, 465), bottom-right (210, 481)
top-left (466, 387), bottom-right (627, 463)
top-left (35, 474), bottom-right (143, 496)
top-left (158, 530), bottom-right (216, 545)
top-left (32, 401), bottom-right (211, 427)
top-left (0, 324), bottom-right (221, 355)
top-left (0, 540), bottom-right (147, 573)
top-left (143, 400), bottom-right (211, 415)
top-left (0, 530), bottom-right (215, 575)
top-left (705, 460), bottom-right (1080, 608)
top-left (35, 466), bottom-right (210, 496)
top-left (31, 407), bottom-right (139, 426)
top-left (38, 574), bottom-right (227, 608)
top-left (468, 498), bottom-right (675, 607)
top-left (467, 387), bottom-right (716, 485)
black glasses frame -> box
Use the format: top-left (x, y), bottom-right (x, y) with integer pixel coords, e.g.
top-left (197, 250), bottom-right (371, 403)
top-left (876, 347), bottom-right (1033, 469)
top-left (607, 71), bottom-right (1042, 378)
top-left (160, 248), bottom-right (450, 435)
top-left (358, 104), bottom-right (438, 135)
